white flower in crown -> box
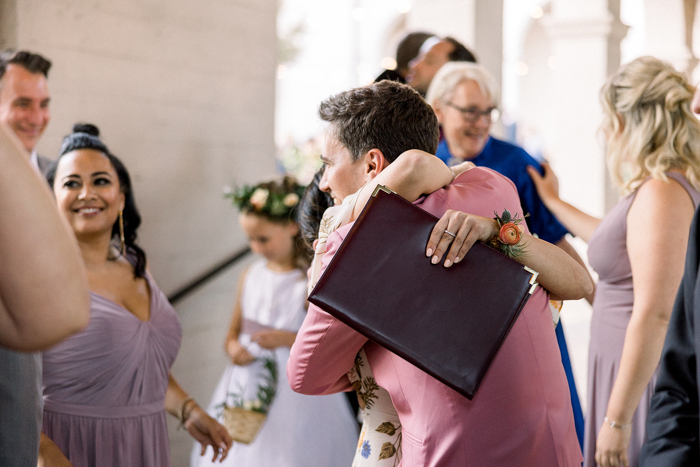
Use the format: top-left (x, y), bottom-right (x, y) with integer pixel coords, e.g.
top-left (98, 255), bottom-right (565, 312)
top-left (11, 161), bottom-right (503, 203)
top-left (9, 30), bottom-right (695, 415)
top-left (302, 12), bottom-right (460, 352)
top-left (283, 193), bottom-right (300, 207)
top-left (250, 188), bottom-right (269, 209)
top-left (243, 400), bottom-right (255, 410)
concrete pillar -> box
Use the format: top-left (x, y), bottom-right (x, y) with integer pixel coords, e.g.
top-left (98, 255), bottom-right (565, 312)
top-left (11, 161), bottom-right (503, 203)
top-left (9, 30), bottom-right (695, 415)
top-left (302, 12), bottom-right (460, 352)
top-left (543, 0), bottom-right (627, 217)
top-left (645, 0), bottom-right (696, 73)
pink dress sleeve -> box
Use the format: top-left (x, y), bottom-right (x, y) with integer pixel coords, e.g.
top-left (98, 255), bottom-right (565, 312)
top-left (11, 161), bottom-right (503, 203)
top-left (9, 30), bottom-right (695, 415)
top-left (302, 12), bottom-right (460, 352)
top-left (287, 225), bottom-right (368, 395)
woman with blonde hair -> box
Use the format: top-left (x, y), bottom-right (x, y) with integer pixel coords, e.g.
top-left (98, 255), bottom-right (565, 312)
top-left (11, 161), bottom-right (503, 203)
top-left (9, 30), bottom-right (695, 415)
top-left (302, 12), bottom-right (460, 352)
top-left (529, 56), bottom-right (700, 467)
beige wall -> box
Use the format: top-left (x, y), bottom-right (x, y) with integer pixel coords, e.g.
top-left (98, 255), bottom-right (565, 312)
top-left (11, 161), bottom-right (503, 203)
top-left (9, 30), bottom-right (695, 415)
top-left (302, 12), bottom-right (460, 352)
top-left (2, 2), bottom-right (277, 464)
top-left (1, 0), bottom-right (278, 294)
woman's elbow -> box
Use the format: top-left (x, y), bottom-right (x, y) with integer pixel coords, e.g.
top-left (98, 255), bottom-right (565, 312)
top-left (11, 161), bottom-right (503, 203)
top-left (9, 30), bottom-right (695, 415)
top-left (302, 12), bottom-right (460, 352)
top-left (555, 269), bottom-right (594, 301)
top-left (579, 272), bottom-right (595, 299)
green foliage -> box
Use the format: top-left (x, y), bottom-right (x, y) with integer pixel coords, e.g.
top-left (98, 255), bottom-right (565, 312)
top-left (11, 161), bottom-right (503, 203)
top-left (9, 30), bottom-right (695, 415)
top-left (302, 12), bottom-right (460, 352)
top-left (220, 356), bottom-right (279, 415)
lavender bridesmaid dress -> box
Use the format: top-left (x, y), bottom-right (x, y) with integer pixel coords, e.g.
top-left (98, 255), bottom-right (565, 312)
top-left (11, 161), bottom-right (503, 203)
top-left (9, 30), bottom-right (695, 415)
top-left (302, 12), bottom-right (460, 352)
top-left (42, 274), bottom-right (182, 467)
top-left (584, 173), bottom-right (700, 467)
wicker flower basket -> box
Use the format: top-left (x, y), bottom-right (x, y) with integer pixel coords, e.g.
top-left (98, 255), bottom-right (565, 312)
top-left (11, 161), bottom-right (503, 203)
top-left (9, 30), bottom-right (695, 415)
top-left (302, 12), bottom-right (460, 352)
top-left (223, 406), bottom-right (267, 444)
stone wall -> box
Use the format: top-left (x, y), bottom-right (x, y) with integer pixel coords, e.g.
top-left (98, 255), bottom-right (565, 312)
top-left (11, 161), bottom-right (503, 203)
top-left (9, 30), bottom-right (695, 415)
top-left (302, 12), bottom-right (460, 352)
top-left (1, 1), bottom-right (277, 464)
top-left (1, 0), bottom-right (278, 293)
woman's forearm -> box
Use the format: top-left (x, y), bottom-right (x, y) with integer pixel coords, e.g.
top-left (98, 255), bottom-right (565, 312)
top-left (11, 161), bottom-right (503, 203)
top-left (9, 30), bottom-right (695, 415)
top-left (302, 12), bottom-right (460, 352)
top-left (541, 197), bottom-right (601, 243)
top-left (0, 123), bottom-right (90, 351)
top-left (521, 234), bottom-right (594, 300)
top-left (605, 315), bottom-right (669, 423)
top-left (165, 374), bottom-right (197, 420)
top-left (351, 150), bottom-right (453, 220)
top-left (225, 270), bottom-right (247, 346)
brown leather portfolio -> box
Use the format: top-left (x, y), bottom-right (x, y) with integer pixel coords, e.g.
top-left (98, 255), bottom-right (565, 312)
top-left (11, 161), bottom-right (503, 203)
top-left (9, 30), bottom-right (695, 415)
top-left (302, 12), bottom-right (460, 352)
top-left (308, 186), bottom-right (539, 400)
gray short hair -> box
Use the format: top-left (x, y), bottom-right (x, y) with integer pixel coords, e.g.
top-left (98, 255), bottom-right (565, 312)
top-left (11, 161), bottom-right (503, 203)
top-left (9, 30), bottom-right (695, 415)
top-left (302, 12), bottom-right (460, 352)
top-left (425, 62), bottom-right (499, 108)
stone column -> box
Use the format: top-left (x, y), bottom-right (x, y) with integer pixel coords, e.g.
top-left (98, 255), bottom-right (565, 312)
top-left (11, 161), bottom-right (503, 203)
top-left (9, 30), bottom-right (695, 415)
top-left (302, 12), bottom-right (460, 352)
top-left (645, 0), bottom-right (696, 73)
top-left (543, 0), bottom-right (628, 216)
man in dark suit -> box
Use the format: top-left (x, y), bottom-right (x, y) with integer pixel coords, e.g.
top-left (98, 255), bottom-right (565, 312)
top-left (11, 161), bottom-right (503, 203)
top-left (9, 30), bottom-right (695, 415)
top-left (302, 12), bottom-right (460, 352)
top-left (0, 49), bottom-right (53, 467)
top-left (0, 49), bottom-right (52, 174)
top-left (639, 89), bottom-right (700, 466)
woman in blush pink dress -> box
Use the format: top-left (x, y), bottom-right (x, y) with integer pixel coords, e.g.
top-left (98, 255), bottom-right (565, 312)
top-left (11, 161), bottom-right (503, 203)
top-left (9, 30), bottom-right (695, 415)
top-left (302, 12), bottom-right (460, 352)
top-left (38, 124), bottom-right (232, 467)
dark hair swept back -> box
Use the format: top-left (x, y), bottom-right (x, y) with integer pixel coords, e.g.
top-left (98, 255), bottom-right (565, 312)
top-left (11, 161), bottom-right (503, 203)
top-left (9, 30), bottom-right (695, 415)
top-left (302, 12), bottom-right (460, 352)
top-left (395, 31), bottom-right (433, 73)
top-left (444, 37), bottom-right (477, 63)
top-left (318, 80), bottom-right (439, 163)
top-left (46, 123), bottom-right (147, 279)
top-left (296, 167), bottom-right (334, 262)
top-left (0, 49), bottom-right (51, 79)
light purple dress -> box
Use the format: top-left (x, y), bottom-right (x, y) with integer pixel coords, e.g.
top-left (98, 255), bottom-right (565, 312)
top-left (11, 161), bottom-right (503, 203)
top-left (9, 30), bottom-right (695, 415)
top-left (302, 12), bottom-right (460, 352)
top-left (585, 173), bottom-right (700, 467)
top-left (42, 274), bottom-right (181, 467)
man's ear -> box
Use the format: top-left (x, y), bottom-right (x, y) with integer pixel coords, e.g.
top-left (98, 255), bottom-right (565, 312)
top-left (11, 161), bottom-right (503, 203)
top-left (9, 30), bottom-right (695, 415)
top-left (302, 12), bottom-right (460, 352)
top-left (364, 148), bottom-right (389, 179)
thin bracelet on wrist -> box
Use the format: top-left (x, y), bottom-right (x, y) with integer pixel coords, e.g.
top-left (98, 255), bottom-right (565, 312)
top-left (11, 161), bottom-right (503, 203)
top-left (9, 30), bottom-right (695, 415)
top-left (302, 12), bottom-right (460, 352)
top-left (179, 397), bottom-right (195, 427)
top-left (604, 416), bottom-right (631, 429)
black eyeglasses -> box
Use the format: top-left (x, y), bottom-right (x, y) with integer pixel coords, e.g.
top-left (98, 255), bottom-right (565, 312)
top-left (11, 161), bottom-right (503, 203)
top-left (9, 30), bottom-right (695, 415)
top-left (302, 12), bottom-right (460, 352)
top-left (444, 101), bottom-right (501, 123)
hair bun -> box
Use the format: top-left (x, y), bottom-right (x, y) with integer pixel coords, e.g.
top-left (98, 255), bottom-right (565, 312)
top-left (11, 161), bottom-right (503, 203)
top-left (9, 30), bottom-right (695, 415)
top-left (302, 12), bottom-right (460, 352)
top-left (72, 123), bottom-right (100, 137)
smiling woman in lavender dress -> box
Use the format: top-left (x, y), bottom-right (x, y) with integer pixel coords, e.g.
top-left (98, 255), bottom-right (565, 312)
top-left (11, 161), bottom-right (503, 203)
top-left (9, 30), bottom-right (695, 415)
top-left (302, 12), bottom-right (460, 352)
top-left (38, 124), bottom-right (232, 467)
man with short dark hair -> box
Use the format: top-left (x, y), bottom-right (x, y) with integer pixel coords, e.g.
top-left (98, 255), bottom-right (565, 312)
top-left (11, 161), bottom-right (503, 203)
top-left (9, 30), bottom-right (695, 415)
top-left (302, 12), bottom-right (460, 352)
top-left (0, 49), bottom-right (52, 174)
top-left (0, 48), bottom-right (53, 467)
top-left (288, 80), bottom-right (582, 466)
top-left (375, 31), bottom-right (433, 84)
top-left (406, 35), bottom-right (476, 95)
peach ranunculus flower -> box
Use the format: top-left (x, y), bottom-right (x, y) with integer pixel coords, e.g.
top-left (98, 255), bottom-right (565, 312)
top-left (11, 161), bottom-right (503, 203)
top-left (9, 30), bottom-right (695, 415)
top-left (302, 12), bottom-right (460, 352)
top-left (498, 222), bottom-right (521, 245)
top-left (249, 188), bottom-right (269, 210)
top-left (283, 193), bottom-right (300, 207)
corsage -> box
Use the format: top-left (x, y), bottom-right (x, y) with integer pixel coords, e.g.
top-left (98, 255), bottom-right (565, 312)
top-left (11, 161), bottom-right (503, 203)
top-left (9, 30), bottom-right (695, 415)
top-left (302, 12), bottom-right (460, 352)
top-left (489, 209), bottom-right (528, 260)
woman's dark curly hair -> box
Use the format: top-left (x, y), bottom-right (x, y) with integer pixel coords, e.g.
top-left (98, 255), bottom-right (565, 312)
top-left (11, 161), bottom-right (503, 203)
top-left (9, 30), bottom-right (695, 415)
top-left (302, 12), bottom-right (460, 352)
top-left (46, 123), bottom-right (147, 278)
top-left (296, 167), bottom-right (334, 262)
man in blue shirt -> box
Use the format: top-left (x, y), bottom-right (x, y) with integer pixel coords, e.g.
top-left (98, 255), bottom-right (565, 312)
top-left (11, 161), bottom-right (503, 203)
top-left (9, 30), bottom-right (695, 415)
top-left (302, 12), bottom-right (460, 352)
top-left (436, 137), bottom-right (568, 245)
top-left (426, 61), bottom-right (591, 448)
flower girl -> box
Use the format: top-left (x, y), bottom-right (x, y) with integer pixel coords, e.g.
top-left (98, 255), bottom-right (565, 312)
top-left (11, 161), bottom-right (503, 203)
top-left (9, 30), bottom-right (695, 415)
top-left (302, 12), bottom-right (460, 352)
top-left (192, 177), bottom-right (358, 466)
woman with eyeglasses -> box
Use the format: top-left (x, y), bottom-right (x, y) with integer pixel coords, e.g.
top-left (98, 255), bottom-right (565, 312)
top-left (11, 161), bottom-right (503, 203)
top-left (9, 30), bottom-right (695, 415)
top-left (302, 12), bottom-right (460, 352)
top-left (425, 61), bottom-right (589, 449)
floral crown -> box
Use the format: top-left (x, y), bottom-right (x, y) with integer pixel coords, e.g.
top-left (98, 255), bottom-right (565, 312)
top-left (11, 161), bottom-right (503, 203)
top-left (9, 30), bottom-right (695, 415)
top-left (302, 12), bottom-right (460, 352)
top-left (227, 175), bottom-right (305, 220)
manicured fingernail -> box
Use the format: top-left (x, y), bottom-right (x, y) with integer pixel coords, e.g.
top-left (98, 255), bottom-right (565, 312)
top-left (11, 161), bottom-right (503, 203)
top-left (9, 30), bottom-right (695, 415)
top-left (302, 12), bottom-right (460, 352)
top-left (455, 257), bottom-right (460, 263)
top-left (444, 259), bottom-right (452, 268)
top-left (426, 248), bottom-right (433, 257)
top-left (431, 255), bottom-right (439, 264)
